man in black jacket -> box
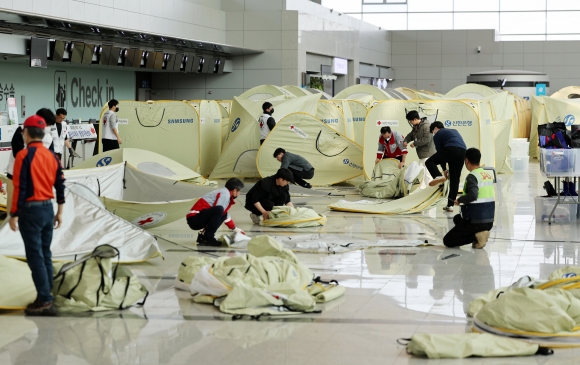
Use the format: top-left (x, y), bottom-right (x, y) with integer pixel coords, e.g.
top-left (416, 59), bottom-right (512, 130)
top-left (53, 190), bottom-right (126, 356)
top-left (273, 148), bottom-right (315, 189)
top-left (245, 168), bottom-right (294, 224)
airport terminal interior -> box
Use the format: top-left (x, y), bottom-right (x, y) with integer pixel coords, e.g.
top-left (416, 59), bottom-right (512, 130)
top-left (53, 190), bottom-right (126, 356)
top-left (4, 0), bottom-right (580, 364)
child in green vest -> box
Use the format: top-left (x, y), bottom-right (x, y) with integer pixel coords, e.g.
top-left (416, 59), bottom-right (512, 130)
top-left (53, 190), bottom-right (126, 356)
top-left (443, 148), bottom-right (494, 249)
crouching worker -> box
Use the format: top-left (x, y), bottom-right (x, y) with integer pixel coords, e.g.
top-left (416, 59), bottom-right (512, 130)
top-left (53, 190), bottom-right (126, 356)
top-left (9, 115), bottom-right (66, 316)
top-left (273, 148), bottom-right (315, 189)
top-left (186, 178), bottom-right (245, 246)
top-left (245, 168), bottom-right (294, 224)
top-left (443, 148), bottom-right (494, 249)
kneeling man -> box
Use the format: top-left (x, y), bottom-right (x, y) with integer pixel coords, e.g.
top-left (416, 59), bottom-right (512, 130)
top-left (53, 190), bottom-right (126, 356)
top-left (443, 148), bottom-right (494, 249)
top-left (186, 178), bottom-right (245, 246)
top-left (245, 168), bottom-right (294, 224)
top-left (273, 148), bottom-right (315, 189)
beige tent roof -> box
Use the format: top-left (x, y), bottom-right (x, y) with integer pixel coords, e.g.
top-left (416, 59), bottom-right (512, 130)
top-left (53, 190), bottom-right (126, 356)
top-left (238, 85), bottom-right (295, 100)
top-left (445, 84), bottom-right (499, 100)
top-left (282, 85), bottom-right (312, 97)
top-left (99, 100), bottom-right (201, 173)
top-left (257, 112), bottom-right (363, 186)
top-left (334, 85), bottom-right (397, 100)
top-left (551, 86), bottom-right (580, 99)
top-left (307, 88), bottom-right (332, 99)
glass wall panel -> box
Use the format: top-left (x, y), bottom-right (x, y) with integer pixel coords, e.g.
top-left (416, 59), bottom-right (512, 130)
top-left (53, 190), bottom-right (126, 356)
top-left (500, 11), bottom-right (546, 35)
top-left (362, 13), bottom-right (408, 29)
top-left (547, 0), bottom-right (580, 11)
top-left (547, 12), bottom-right (580, 34)
top-left (500, 0), bottom-right (546, 12)
top-left (407, 12), bottom-right (453, 30)
top-left (454, 12), bottom-right (499, 30)
top-left (407, 0), bottom-right (453, 13)
top-left (454, 0), bottom-right (500, 12)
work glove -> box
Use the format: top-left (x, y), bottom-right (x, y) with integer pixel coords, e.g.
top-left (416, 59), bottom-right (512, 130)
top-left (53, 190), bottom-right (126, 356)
top-left (232, 227), bottom-right (245, 235)
top-left (69, 148), bottom-right (81, 158)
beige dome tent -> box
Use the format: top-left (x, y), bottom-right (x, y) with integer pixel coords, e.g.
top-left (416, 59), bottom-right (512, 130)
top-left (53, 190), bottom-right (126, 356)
top-left (73, 148), bottom-right (212, 185)
top-left (189, 100), bottom-right (224, 176)
top-left (348, 100), bottom-right (368, 146)
top-left (362, 100), bottom-right (495, 182)
top-left (238, 84), bottom-right (295, 100)
top-left (66, 163), bottom-right (215, 230)
top-left (395, 87), bottom-right (421, 100)
top-left (307, 88), bottom-right (332, 100)
top-left (492, 119), bottom-right (513, 173)
top-left (257, 113), bottom-right (363, 186)
top-left (334, 84), bottom-right (397, 101)
top-left (217, 100), bottom-right (231, 149)
top-left (551, 86), bottom-right (580, 99)
top-left (445, 84), bottom-right (499, 100)
top-left (210, 94), bottom-right (321, 179)
top-left (282, 85), bottom-right (312, 97)
top-left (99, 101), bottom-right (201, 173)
top-left (0, 182), bottom-right (162, 262)
top-left (315, 100), bottom-right (347, 136)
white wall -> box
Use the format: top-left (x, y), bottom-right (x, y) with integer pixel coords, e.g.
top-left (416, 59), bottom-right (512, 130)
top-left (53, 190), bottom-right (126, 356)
top-left (389, 29), bottom-right (580, 94)
top-left (0, 0), bottom-right (226, 43)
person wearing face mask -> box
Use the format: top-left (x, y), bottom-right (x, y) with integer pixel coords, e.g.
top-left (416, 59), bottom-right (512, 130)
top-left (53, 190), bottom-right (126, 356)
top-left (426, 121), bottom-right (467, 212)
top-left (101, 99), bottom-right (122, 152)
top-left (258, 102), bottom-right (276, 145)
top-left (186, 178), bottom-right (246, 246)
top-left (245, 168), bottom-right (294, 224)
top-left (403, 110), bottom-right (436, 187)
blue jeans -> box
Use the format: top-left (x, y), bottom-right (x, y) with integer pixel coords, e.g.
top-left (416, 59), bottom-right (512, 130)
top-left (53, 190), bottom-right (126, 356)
top-left (19, 201), bottom-right (55, 302)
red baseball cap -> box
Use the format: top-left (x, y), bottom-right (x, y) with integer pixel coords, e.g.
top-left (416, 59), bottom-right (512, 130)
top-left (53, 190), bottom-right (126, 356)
top-left (23, 115), bottom-right (46, 129)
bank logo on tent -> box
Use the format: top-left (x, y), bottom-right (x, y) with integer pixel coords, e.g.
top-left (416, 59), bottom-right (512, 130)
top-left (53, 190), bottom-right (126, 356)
top-left (131, 211), bottom-right (167, 228)
top-left (564, 114), bottom-right (576, 126)
top-left (376, 120), bottom-right (398, 127)
top-left (289, 125), bottom-right (308, 138)
top-left (231, 118), bottom-right (241, 132)
top-left (445, 120), bottom-right (473, 127)
top-left (445, 120), bottom-right (451, 127)
top-left (563, 272), bottom-right (577, 278)
top-left (96, 157), bottom-right (113, 167)
top-left (343, 159), bottom-right (349, 164)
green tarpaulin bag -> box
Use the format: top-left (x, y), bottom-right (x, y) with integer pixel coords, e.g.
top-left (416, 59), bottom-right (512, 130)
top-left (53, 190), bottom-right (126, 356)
top-left (52, 245), bottom-right (148, 312)
top-left (399, 333), bottom-right (551, 359)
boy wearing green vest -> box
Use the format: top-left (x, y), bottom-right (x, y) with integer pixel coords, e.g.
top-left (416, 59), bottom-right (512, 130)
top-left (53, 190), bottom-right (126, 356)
top-left (443, 148), bottom-right (494, 249)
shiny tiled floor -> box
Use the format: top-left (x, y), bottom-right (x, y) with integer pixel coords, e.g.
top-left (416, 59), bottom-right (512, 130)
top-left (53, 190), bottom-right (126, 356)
top-left (3, 161), bottom-right (580, 364)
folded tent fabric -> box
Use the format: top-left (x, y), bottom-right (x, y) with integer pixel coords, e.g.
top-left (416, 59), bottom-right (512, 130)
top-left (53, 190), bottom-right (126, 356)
top-left (0, 254), bottom-right (38, 309)
top-left (359, 159), bottom-right (424, 199)
top-left (403, 333), bottom-right (542, 359)
top-left (259, 206), bottom-right (327, 228)
top-left (177, 236), bottom-right (345, 316)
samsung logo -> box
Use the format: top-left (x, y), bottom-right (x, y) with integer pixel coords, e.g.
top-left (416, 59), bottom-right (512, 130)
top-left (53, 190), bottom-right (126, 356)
top-left (322, 118), bottom-right (339, 124)
top-left (353, 117), bottom-right (365, 122)
top-left (168, 119), bottom-right (194, 124)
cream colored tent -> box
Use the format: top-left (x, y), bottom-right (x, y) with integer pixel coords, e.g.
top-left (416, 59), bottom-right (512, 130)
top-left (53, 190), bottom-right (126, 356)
top-left (315, 100), bottom-right (347, 135)
top-left (210, 94), bottom-right (321, 179)
top-left (217, 100), bottom-right (231, 149)
top-left (493, 119), bottom-right (513, 173)
top-left (238, 84), bottom-right (295, 100)
top-left (395, 87), bottom-right (421, 100)
top-left (551, 86), bottom-right (580, 99)
top-left (445, 84), bottom-right (499, 99)
top-left (530, 96), bottom-right (580, 158)
top-left (362, 100), bottom-right (495, 181)
top-left (282, 85), bottom-right (312, 97)
top-left (99, 101), bottom-right (201, 172)
top-left (341, 99), bottom-right (355, 141)
top-left (66, 163), bottom-right (214, 230)
top-left (257, 113), bottom-right (363, 186)
top-left (334, 84), bottom-right (397, 100)
top-left (348, 100), bottom-right (368, 146)
top-left (189, 100), bottom-right (223, 176)
top-left (0, 255), bottom-right (37, 309)
top-left (307, 88), bottom-right (332, 100)
top-left (73, 148), bottom-right (211, 185)
top-left (529, 96), bottom-right (544, 159)
top-left (0, 183), bottom-right (162, 262)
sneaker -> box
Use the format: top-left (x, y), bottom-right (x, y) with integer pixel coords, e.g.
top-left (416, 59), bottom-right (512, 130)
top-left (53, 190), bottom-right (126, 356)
top-left (473, 231), bottom-right (490, 249)
top-left (196, 233), bottom-right (221, 247)
top-left (443, 206), bottom-right (453, 212)
top-left (25, 301), bottom-right (56, 316)
top-left (429, 176), bottom-right (446, 187)
top-left (303, 183), bottom-right (312, 189)
top-left (250, 213), bottom-right (261, 224)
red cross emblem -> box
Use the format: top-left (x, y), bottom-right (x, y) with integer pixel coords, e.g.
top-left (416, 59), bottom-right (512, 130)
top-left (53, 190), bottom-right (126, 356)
top-left (377, 121), bottom-right (381, 125)
top-left (290, 125), bottom-right (295, 129)
top-left (138, 217), bottom-right (154, 225)
top-left (90, 128), bottom-right (96, 134)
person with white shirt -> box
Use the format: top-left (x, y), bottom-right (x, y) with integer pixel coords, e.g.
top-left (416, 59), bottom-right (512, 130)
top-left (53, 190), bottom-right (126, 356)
top-left (101, 99), bottom-right (122, 152)
top-left (54, 108), bottom-right (76, 163)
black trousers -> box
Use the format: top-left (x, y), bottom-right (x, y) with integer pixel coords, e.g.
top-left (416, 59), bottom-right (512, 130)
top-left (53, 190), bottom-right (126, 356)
top-left (245, 194), bottom-right (289, 215)
top-left (383, 155), bottom-right (403, 162)
top-left (289, 167), bottom-right (314, 187)
top-left (425, 147), bottom-right (466, 207)
top-left (260, 139), bottom-right (265, 145)
top-left (443, 214), bottom-right (493, 247)
top-left (186, 206), bottom-right (227, 238)
top-left (102, 139), bottom-right (120, 152)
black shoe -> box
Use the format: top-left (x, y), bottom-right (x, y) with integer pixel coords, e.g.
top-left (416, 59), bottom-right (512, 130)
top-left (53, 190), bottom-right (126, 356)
top-left (303, 183), bottom-right (312, 189)
top-left (196, 233), bottom-right (222, 247)
top-left (25, 301), bottom-right (56, 316)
